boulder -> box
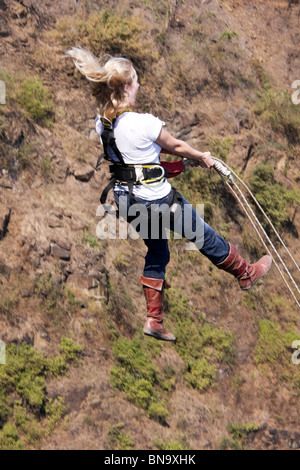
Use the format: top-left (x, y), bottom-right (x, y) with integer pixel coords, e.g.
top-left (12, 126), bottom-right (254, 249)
top-left (0, 14), bottom-right (11, 37)
top-left (50, 243), bottom-right (70, 261)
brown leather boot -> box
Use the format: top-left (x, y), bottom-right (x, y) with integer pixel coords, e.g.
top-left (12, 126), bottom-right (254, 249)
top-left (216, 244), bottom-right (272, 290)
top-left (140, 276), bottom-right (176, 342)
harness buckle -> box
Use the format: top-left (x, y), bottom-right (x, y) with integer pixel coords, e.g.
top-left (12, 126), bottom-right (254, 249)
top-left (140, 164), bottom-right (165, 187)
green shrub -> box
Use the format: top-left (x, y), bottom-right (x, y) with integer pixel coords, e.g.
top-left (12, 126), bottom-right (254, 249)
top-left (108, 422), bottom-right (134, 450)
top-left (17, 76), bottom-right (54, 127)
top-left (184, 358), bottom-right (217, 392)
top-left (218, 436), bottom-right (242, 450)
top-left (209, 136), bottom-right (234, 162)
top-left (220, 421), bottom-right (259, 450)
top-left (110, 335), bottom-right (171, 422)
top-left (200, 323), bottom-right (236, 364)
top-left (45, 397), bottom-right (66, 437)
top-left (255, 86), bottom-right (300, 144)
top-left (14, 406), bottom-right (41, 446)
top-left (34, 273), bottom-right (82, 324)
top-left (126, 377), bottom-right (154, 409)
top-left (16, 140), bottom-right (38, 170)
top-left (54, 9), bottom-right (158, 68)
top-left (254, 319), bottom-right (297, 365)
top-left (0, 70), bottom-right (54, 129)
top-left (111, 337), bottom-right (158, 410)
top-left (0, 338), bottom-right (82, 449)
top-left (41, 157), bottom-right (52, 177)
top-left (249, 164), bottom-right (300, 230)
top-left (0, 424), bottom-right (23, 450)
top-left (59, 336), bottom-right (83, 363)
top-left (165, 288), bottom-right (236, 392)
top-left (35, 272), bottom-right (58, 303)
top-left (227, 421), bottom-right (259, 440)
top-left (34, 272), bottom-right (64, 316)
top-left (0, 343), bottom-right (48, 411)
top-left (203, 28), bottom-right (242, 92)
top-left (0, 391), bottom-right (11, 428)
top-left (148, 402), bottom-right (169, 424)
top-left (155, 438), bottom-right (189, 451)
top-left (0, 286), bottom-right (19, 318)
top-left (112, 254), bottom-right (131, 273)
top-left (47, 354), bottom-right (69, 377)
top-left (83, 226), bottom-right (100, 249)
top-left (218, 30), bottom-right (239, 42)
top-left (47, 337), bottom-right (83, 376)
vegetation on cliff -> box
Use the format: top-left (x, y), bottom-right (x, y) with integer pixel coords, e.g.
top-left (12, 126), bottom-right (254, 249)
top-left (0, 0), bottom-right (299, 450)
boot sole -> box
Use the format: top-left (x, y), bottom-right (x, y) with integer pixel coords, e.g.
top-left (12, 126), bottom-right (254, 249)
top-left (240, 257), bottom-right (272, 291)
top-left (143, 327), bottom-right (176, 342)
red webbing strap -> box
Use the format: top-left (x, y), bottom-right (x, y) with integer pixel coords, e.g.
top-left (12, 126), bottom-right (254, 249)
top-left (160, 148), bottom-right (185, 178)
top-left (160, 160), bottom-right (185, 179)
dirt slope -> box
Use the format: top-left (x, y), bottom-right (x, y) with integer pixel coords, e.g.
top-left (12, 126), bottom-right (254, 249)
top-left (0, 0), bottom-right (300, 450)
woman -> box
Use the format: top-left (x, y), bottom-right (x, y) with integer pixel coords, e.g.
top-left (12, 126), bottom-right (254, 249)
top-left (66, 47), bottom-right (272, 342)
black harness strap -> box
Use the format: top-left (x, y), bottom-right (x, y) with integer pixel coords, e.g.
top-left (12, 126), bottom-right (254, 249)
top-left (101, 122), bottom-right (126, 166)
top-left (100, 178), bottom-right (116, 205)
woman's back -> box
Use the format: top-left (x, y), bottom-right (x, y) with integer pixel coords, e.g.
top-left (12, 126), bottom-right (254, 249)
top-left (112, 110), bottom-right (172, 200)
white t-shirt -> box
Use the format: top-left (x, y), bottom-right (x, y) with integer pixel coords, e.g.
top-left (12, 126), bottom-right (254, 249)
top-left (96, 111), bottom-right (172, 201)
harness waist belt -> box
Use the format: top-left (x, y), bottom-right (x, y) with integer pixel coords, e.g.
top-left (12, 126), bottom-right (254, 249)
top-left (110, 163), bottom-right (165, 184)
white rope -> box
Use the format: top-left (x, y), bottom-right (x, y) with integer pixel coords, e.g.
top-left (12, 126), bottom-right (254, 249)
top-left (212, 157), bottom-right (300, 309)
top-left (218, 158), bottom-right (300, 274)
top-left (213, 158), bottom-right (300, 293)
top-left (225, 178), bottom-right (300, 309)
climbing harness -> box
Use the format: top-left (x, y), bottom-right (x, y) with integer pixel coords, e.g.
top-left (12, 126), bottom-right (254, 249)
top-left (213, 157), bottom-right (300, 309)
top-left (96, 115), bottom-right (164, 203)
top-left (96, 112), bottom-right (186, 204)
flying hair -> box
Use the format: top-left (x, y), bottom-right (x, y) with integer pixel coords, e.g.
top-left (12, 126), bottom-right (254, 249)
top-left (65, 46), bottom-right (134, 121)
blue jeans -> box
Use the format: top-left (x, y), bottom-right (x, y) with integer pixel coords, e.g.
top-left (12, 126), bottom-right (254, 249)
top-left (114, 189), bottom-right (230, 280)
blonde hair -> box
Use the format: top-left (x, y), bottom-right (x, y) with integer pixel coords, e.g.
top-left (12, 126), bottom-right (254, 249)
top-left (65, 47), bottom-right (135, 121)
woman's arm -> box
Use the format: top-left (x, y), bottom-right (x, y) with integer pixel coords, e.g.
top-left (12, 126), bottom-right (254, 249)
top-left (156, 126), bottom-right (214, 168)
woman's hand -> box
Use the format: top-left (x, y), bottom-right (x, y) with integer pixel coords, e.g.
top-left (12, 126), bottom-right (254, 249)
top-left (198, 151), bottom-right (215, 168)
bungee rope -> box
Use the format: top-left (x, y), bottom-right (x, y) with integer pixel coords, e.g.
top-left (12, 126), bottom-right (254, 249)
top-left (212, 157), bottom-right (300, 309)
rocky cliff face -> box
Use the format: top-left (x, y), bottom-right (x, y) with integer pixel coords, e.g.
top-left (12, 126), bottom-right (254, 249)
top-left (0, 0), bottom-right (300, 450)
